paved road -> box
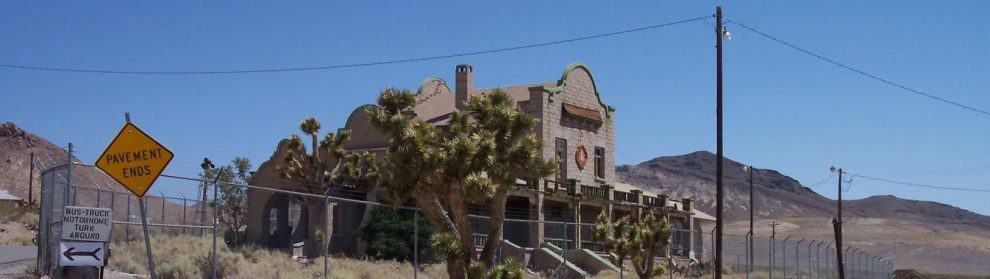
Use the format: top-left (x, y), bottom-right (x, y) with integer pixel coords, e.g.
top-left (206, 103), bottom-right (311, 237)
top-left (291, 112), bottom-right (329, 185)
top-left (0, 245), bottom-right (36, 264)
top-left (0, 245), bottom-right (36, 277)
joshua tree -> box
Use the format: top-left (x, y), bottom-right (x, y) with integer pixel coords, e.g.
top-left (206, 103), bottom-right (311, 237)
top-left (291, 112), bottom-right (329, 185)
top-left (592, 211), bottom-right (673, 279)
top-left (277, 117), bottom-right (377, 256)
top-left (279, 117), bottom-right (349, 191)
top-left (369, 88), bottom-right (486, 278)
top-left (472, 90), bottom-right (556, 265)
top-left (369, 88), bottom-right (553, 278)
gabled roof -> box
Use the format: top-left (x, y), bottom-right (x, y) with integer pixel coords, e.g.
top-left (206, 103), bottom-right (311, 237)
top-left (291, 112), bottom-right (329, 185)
top-left (0, 190), bottom-right (21, 201)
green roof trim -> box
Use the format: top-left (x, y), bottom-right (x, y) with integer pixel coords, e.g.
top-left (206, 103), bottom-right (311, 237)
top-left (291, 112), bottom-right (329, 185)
top-left (542, 63), bottom-right (615, 117)
top-left (416, 77), bottom-right (449, 96)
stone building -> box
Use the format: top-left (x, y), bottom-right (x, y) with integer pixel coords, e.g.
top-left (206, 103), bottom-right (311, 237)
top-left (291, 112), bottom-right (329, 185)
top-left (244, 63), bottom-right (715, 262)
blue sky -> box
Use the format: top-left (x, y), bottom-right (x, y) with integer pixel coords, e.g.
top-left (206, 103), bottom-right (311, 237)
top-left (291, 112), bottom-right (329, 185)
top-left (3, 1), bottom-right (988, 215)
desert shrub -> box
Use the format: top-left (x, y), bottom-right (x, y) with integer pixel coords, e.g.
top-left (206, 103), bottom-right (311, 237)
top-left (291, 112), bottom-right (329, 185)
top-left (194, 252), bottom-right (235, 279)
top-left (468, 257), bottom-right (524, 279)
top-left (105, 234), bottom-right (468, 279)
top-left (0, 204), bottom-right (39, 245)
top-left (359, 208), bottom-right (436, 262)
top-left (0, 203), bottom-right (38, 223)
top-left (223, 230), bottom-right (246, 248)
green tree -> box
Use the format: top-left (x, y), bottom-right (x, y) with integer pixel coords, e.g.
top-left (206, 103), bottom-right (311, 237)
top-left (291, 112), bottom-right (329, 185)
top-left (472, 90), bottom-right (556, 265)
top-left (368, 88), bottom-right (553, 278)
top-left (277, 117), bottom-right (378, 256)
top-left (278, 117), bottom-right (348, 191)
top-left (369, 88), bottom-right (486, 278)
top-left (592, 211), bottom-right (672, 279)
top-left (358, 207), bottom-right (436, 262)
top-left (218, 157), bottom-right (251, 246)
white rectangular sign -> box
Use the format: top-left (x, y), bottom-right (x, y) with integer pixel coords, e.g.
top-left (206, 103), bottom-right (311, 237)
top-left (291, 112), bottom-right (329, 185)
top-left (59, 241), bottom-right (106, 267)
top-left (61, 206), bottom-right (112, 242)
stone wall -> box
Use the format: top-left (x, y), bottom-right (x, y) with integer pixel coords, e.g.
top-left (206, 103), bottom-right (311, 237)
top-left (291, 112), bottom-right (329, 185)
top-left (540, 65), bottom-right (615, 186)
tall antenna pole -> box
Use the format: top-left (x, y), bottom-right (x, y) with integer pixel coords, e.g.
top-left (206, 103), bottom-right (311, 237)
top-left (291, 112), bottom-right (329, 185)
top-left (714, 6), bottom-right (725, 279)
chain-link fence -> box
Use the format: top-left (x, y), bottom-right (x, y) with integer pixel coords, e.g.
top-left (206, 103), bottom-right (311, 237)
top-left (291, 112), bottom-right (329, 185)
top-left (717, 233), bottom-right (893, 279)
top-left (37, 161), bottom-right (894, 278)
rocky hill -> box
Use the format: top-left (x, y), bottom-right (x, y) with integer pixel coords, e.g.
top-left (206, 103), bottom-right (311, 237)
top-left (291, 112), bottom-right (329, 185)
top-left (0, 122), bottom-right (128, 201)
top-left (0, 122), bottom-right (197, 229)
top-left (617, 151), bottom-right (990, 275)
top-left (616, 151), bottom-right (837, 221)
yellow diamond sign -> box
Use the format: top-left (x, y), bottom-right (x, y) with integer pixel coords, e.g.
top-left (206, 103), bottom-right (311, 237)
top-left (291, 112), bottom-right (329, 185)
top-left (95, 123), bottom-right (173, 197)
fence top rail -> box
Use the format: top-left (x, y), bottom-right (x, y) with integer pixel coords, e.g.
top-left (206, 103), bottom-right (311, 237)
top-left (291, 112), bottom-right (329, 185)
top-left (72, 185), bottom-right (205, 203)
top-left (112, 220), bottom-right (214, 230)
top-left (161, 173), bottom-right (422, 210)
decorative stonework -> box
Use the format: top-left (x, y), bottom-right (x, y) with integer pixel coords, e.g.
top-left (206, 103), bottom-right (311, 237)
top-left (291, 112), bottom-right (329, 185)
top-left (575, 145), bottom-right (588, 170)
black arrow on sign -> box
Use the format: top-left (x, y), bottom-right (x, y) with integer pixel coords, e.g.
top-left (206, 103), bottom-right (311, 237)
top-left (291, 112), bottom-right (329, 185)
top-left (63, 247), bottom-right (102, 261)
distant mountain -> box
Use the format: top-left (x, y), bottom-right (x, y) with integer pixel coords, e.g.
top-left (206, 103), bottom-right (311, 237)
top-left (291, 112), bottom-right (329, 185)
top-left (616, 151), bottom-right (836, 221)
top-left (617, 151), bottom-right (990, 275)
top-left (616, 151), bottom-right (990, 226)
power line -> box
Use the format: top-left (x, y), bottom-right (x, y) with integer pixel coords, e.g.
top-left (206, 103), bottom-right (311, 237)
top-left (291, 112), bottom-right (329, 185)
top-left (0, 15), bottom-right (710, 75)
top-left (806, 173), bottom-right (835, 188)
top-left (851, 173), bottom-right (990, 193)
top-left (729, 20), bottom-right (990, 117)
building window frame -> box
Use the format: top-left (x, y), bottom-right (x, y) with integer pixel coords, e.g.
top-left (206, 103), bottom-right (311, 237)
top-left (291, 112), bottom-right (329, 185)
top-left (555, 138), bottom-right (567, 182)
top-left (594, 146), bottom-right (605, 180)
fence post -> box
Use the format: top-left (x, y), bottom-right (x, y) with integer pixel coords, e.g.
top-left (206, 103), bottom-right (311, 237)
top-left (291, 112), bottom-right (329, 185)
top-left (64, 143), bottom-right (74, 207)
top-left (780, 236), bottom-right (791, 278)
top-left (211, 181), bottom-right (219, 279)
top-left (795, 239), bottom-right (803, 278)
top-left (161, 191), bottom-right (167, 233)
top-left (126, 195), bottom-right (132, 240)
top-left (413, 210), bottom-right (419, 279)
top-left (110, 189), bottom-right (116, 223)
top-left (181, 194), bottom-right (187, 234)
top-left (809, 241), bottom-right (816, 279)
top-left (848, 248), bottom-right (856, 278)
top-left (858, 251), bottom-right (865, 279)
top-left (323, 194), bottom-right (331, 279)
top-left (769, 237), bottom-right (774, 279)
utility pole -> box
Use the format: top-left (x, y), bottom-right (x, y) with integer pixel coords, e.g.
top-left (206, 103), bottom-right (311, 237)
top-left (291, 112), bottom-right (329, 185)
top-left (28, 151), bottom-right (35, 205)
top-left (714, 6), bottom-right (725, 279)
top-left (830, 167), bottom-right (846, 279)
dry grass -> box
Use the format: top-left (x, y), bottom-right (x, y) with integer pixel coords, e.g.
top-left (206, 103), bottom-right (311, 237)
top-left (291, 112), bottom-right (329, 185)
top-left (106, 234), bottom-right (458, 279)
top-left (0, 205), bottom-right (38, 246)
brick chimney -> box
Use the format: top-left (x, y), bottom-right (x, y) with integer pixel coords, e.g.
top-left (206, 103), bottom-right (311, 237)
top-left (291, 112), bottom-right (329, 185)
top-left (455, 64), bottom-right (473, 110)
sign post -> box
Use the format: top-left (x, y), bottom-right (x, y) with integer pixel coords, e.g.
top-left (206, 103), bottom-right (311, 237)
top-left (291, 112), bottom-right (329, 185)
top-left (94, 113), bottom-right (173, 279)
top-left (58, 241), bottom-right (106, 267)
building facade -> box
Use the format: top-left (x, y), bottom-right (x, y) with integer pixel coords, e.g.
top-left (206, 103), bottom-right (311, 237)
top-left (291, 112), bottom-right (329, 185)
top-left (244, 63), bottom-right (714, 261)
